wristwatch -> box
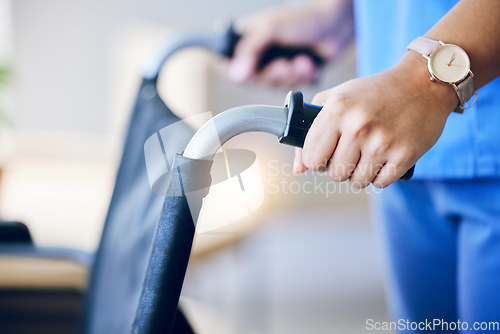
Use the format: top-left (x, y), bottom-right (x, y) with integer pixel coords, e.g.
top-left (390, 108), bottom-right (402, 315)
top-left (407, 36), bottom-right (477, 113)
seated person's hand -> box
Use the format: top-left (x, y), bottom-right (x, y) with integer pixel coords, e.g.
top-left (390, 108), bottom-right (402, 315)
top-left (228, 0), bottom-right (354, 87)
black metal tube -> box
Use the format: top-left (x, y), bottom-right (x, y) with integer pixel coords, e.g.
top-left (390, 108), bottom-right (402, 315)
top-left (130, 195), bottom-right (196, 334)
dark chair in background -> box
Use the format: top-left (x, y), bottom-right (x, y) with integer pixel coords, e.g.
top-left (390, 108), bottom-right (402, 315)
top-left (0, 27), bottom-right (256, 334)
top-left (0, 71), bottom-right (195, 333)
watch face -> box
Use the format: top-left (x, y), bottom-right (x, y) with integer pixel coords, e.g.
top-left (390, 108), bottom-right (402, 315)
top-left (428, 44), bottom-right (470, 83)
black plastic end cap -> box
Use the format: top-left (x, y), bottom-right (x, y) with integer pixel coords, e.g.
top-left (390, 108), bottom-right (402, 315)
top-left (400, 166), bottom-right (415, 181)
top-left (279, 91), bottom-right (322, 148)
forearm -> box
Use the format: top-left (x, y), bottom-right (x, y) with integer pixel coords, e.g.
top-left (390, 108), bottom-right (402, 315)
top-left (316, 0), bottom-right (354, 37)
top-left (274, 0), bottom-right (354, 45)
top-left (393, 0), bottom-right (500, 119)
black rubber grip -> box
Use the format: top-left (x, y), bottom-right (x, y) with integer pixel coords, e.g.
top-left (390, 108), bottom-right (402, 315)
top-left (221, 24), bottom-right (324, 70)
top-left (280, 91), bottom-right (415, 181)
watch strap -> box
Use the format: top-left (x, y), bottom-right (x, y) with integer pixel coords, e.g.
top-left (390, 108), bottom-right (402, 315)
top-left (407, 36), bottom-right (440, 56)
top-left (454, 75), bottom-right (476, 113)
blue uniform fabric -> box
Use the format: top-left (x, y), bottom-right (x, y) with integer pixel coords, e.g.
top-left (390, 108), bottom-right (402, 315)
top-left (372, 180), bottom-right (500, 332)
top-left (354, 0), bottom-right (500, 179)
top-left (353, 0), bottom-right (500, 326)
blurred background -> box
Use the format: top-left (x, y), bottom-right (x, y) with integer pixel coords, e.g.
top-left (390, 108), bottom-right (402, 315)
top-left (0, 0), bottom-right (389, 333)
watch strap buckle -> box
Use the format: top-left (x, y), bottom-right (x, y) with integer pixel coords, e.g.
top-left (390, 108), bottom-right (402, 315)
top-left (454, 92), bottom-right (478, 113)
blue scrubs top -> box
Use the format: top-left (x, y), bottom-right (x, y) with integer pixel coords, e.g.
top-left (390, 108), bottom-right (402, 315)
top-left (354, 0), bottom-right (500, 179)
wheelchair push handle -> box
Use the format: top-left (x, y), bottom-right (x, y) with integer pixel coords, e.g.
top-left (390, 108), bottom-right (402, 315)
top-left (220, 24), bottom-right (324, 70)
top-left (280, 91), bottom-right (415, 181)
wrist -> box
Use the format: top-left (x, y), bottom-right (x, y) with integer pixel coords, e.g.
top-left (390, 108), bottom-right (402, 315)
top-left (395, 51), bottom-right (458, 117)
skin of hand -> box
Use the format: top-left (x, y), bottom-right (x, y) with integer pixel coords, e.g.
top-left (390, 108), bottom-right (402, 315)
top-left (295, 0), bottom-right (500, 188)
top-left (294, 52), bottom-right (457, 188)
top-left (228, 0), bottom-right (354, 86)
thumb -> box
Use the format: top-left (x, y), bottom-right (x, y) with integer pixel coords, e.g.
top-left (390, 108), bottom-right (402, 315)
top-left (229, 31), bottom-right (273, 82)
